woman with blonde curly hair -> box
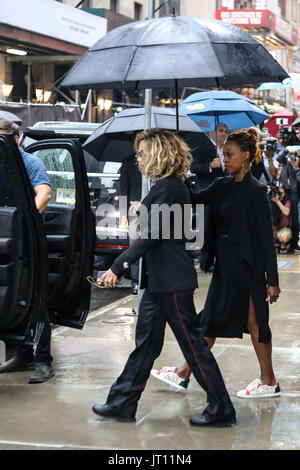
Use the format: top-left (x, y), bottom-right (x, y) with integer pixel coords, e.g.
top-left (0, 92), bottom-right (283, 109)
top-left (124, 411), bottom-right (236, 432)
top-left (153, 128), bottom-right (281, 400)
top-left (93, 129), bottom-right (236, 427)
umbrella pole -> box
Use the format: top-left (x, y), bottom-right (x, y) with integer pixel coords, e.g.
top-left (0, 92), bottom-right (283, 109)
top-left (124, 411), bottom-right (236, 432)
top-left (175, 79), bottom-right (179, 130)
top-left (215, 113), bottom-right (218, 158)
top-left (136, 0), bottom-right (155, 314)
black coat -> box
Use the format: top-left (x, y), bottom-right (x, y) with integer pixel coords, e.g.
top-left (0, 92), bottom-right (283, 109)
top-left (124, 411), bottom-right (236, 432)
top-left (194, 172), bottom-right (279, 287)
top-left (118, 154), bottom-right (142, 210)
top-left (111, 175), bottom-right (198, 293)
top-left (190, 142), bottom-right (226, 191)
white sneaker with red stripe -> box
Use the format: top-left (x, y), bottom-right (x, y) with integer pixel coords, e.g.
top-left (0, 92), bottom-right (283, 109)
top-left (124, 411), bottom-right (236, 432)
top-left (237, 378), bottom-right (281, 398)
top-left (151, 367), bottom-right (189, 391)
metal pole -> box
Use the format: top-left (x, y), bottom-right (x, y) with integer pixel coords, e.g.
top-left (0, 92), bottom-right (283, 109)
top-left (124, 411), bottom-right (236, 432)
top-left (80, 89), bottom-right (92, 121)
top-left (27, 63), bottom-right (31, 103)
top-left (88, 89), bottom-right (92, 123)
top-left (142, 0), bottom-right (155, 196)
top-left (137, 0), bottom-right (155, 313)
top-left (175, 79), bottom-right (179, 130)
top-left (143, 0), bottom-right (155, 183)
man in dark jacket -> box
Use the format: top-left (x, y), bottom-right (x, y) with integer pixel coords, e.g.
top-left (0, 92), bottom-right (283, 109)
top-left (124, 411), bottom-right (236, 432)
top-left (190, 124), bottom-right (228, 191)
top-left (190, 124), bottom-right (228, 270)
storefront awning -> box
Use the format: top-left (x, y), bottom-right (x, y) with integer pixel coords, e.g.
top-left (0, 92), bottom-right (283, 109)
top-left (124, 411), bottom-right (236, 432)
top-left (216, 9), bottom-right (297, 48)
top-left (0, 0), bottom-right (107, 52)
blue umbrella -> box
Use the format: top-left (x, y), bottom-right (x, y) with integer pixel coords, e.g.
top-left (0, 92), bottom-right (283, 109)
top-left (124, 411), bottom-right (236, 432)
top-left (257, 77), bottom-right (300, 90)
top-left (179, 90), bottom-right (269, 132)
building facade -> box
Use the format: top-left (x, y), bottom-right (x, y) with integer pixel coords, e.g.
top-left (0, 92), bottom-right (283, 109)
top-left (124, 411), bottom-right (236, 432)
top-left (2, 1), bottom-right (300, 115)
top-left (0, 0), bottom-right (106, 103)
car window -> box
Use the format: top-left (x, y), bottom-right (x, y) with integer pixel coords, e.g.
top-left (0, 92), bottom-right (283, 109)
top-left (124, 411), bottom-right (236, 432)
top-left (31, 148), bottom-right (76, 207)
top-left (84, 151), bottom-right (121, 201)
top-left (83, 151), bottom-right (126, 240)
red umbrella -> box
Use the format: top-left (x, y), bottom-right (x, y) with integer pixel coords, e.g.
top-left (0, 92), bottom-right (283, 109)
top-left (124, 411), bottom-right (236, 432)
top-left (265, 111), bottom-right (299, 137)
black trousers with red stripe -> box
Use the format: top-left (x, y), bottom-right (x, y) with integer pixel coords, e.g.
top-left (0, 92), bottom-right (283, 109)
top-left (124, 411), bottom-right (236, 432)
top-left (106, 290), bottom-right (234, 418)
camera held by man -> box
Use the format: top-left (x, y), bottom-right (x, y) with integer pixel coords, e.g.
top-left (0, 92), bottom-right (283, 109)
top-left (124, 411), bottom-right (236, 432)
top-left (278, 126), bottom-right (299, 147)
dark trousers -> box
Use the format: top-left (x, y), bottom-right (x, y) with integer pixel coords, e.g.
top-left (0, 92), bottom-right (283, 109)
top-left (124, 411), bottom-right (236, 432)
top-left (17, 312), bottom-right (52, 365)
top-left (106, 290), bottom-right (233, 417)
top-left (286, 188), bottom-right (299, 248)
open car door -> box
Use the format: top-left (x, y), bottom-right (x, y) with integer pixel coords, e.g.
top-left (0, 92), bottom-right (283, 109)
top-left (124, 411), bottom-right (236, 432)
top-left (25, 139), bottom-right (95, 329)
top-left (0, 134), bottom-right (47, 345)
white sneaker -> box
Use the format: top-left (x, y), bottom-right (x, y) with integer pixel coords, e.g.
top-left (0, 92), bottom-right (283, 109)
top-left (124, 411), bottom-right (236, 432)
top-left (237, 378), bottom-right (281, 398)
top-left (151, 367), bottom-right (189, 391)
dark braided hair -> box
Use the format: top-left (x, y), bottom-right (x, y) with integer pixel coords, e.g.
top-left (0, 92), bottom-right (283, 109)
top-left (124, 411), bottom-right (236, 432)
top-left (226, 128), bottom-right (262, 164)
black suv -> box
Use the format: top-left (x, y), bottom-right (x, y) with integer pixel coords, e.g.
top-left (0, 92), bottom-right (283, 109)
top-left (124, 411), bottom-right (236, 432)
top-left (22, 121), bottom-right (129, 271)
top-left (0, 131), bottom-right (95, 347)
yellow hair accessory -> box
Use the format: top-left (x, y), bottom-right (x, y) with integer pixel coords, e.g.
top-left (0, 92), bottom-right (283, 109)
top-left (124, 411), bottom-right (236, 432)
top-left (255, 143), bottom-right (262, 164)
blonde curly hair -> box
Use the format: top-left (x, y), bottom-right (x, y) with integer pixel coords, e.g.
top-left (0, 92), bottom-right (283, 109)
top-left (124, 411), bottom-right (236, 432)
top-left (134, 129), bottom-right (192, 181)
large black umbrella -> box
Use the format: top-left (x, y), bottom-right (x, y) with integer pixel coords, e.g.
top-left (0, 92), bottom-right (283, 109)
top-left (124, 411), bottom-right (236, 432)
top-left (61, 16), bottom-right (288, 90)
top-left (0, 110), bottom-right (22, 125)
top-left (83, 106), bottom-right (215, 162)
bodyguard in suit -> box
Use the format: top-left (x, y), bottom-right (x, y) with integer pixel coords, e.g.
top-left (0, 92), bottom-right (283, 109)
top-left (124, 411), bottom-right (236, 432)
top-left (191, 123), bottom-right (228, 191)
top-left (93, 129), bottom-right (236, 427)
top-left (118, 154), bottom-right (142, 209)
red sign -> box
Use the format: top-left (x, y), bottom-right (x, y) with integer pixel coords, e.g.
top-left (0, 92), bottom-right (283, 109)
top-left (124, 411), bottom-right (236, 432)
top-left (216, 9), bottom-right (297, 45)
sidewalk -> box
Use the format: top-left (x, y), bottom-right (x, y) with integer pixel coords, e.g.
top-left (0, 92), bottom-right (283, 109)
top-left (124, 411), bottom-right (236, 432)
top-left (0, 255), bottom-right (299, 450)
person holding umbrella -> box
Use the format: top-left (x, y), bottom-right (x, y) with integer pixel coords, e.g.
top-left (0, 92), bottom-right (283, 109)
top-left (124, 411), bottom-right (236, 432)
top-left (152, 128), bottom-right (281, 399)
top-left (93, 129), bottom-right (236, 427)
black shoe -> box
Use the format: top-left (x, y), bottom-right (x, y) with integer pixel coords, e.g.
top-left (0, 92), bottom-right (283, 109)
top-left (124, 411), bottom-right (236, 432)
top-left (131, 283), bottom-right (138, 295)
top-left (92, 404), bottom-right (136, 422)
top-left (0, 356), bottom-right (36, 374)
top-left (190, 405), bottom-right (237, 427)
top-left (28, 363), bottom-right (54, 384)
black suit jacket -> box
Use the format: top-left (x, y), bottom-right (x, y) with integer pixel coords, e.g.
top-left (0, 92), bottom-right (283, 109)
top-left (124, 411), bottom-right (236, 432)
top-left (190, 142), bottom-right (226, 191)
top-left (111, 175), bottom-right (198, 293)
top-left (193, 173), bottom-right (279, 286)
top-left (118, 154), bottom-right (142, 210)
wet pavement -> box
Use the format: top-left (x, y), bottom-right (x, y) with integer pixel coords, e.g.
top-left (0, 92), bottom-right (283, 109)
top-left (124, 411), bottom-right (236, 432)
top-left (0, 255), bottom-right (300, 451)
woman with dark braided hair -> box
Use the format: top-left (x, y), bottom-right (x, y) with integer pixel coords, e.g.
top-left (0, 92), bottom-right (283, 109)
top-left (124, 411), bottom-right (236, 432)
top-left (152, 128), bottom-right (281, 399)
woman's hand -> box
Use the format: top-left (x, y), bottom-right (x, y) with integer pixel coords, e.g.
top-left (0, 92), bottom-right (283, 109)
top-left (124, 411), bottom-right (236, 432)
top-left (129, 201), bottom-right (142, 215)
top-left (97, 268), bottom-right (118, 288)
top-left (266, 286), bottom-right (281, 304)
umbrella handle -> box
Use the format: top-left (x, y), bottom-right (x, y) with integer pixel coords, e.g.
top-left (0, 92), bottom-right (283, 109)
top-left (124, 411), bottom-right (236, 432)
top-left (175, 79), bottom-right (179, 131)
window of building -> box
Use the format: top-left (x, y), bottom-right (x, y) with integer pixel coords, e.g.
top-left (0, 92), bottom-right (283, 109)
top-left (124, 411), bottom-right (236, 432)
top-left (134, 2), bottom-right (142, 20)
top-left (235, 0), bottom-right (254, 8)
top-left (110, 0), bottom-right (118, 12)
top-left (159, 0), bottom-right (180, 17)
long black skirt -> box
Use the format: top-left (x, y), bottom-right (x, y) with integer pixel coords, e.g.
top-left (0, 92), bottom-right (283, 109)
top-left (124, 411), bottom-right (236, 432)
top-left (200, 234), bottom-right (272, 343)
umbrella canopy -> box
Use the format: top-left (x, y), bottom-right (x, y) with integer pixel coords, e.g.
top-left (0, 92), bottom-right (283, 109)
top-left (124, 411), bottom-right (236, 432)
top-left (0, 110), bottom-right (22, 125)
top-left (61, 16), bottom-right (288, 91)
top-left (83, 106), bottom-right (215, 162)
top-left (264, 111), bottom-right (298, 137)
top-left (178, 90), bottom-right (269, 131)
top-left (257, 76), bottom-right (300, 90)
